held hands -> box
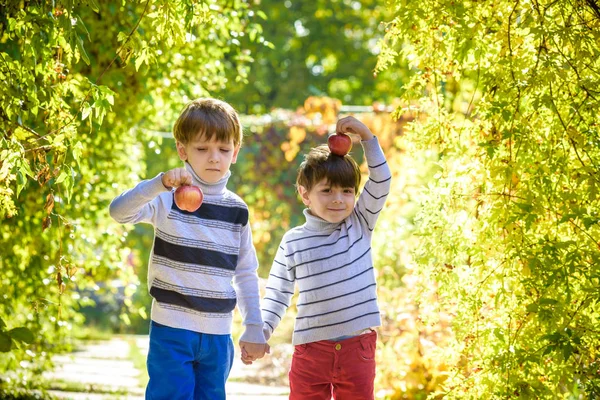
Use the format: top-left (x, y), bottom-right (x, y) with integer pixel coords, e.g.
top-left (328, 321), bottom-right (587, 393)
top-left (240, 341), bottom-right (270, 365)
top-left (161, 168), bottom-right (192, 190)
top-left (336, 115), bottom-right (374, 142)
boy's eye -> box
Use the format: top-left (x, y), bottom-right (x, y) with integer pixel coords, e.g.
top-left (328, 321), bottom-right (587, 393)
top-left (196, 148), bottom-right (207, 151)
top-left (344, 189), bottom-right (354, 194)
top-left (220, 149), bottom-right (231, 153)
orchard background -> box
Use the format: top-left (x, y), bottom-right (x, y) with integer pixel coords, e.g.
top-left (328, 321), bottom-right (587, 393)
top-left (1, 0), bottom-right (599, 399)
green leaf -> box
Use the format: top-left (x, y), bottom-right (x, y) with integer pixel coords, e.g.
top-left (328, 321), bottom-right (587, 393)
top-left (72, 141), bottom-right (84, 166)
top-left (526, 303), bottom-right (538, 313)
top-left (82, 103), bottom-right (92, 121)
top-left (89, 0), bottom-right (100, 13)
top-left (76, 35), bottom-right (91, 65)
top-left (0, 332), bottom-right (11, 352)
top-left (8, 327), bottom-right (34, 344)
top-left (55, 170), bottom-right (69, 184)
top-left (256, 10), bottom-right (267, 20)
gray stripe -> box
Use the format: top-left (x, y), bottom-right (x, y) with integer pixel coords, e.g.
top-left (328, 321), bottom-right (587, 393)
top-left (153, 279), bottom-right (236, 299)
top-left (167, 212), bottom-right (242, 232)
top-left (158, 303), bottom-right (233, 318)
top-left (152, 255), bottom-right (234, 277)
top-left (156, 229), bottom-right (238, 254)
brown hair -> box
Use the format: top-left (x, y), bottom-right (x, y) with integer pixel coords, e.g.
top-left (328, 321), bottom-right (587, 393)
top-left (173, 98), bottom-right (242, 146)
top-left (296, 144), bottom-right (361, 193)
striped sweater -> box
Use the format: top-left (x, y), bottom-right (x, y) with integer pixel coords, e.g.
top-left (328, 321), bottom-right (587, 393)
top-left (109, 164), bottom-right (265, 344)
top-left (261, 137), bottom-right (392, 345)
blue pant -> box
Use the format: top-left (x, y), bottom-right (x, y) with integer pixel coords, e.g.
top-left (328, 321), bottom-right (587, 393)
top-left (146, 321), bottom-right (234, 400)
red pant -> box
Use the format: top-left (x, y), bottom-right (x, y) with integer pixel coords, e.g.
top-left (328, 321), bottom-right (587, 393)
top-left (289, 330), bottom-right (377, 400)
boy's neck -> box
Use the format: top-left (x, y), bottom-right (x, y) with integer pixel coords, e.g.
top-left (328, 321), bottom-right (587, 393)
top-left (303, 208), bottom-right (341, 232)
top-left (184, 162), bottom-right (230, 195)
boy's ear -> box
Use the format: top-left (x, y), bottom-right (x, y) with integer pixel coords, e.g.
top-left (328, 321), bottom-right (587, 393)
top-left (231, 145), bottom-right (240, 164)
top-left (298, 185), bottom-right (311, 206)
top-left (176, 141), bottom-right (187, 161)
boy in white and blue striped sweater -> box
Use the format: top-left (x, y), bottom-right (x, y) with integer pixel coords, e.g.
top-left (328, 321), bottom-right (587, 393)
top-left (110, 98), bottom-right (267, 400)
top-left (260, 116), bottom-right (392, 399)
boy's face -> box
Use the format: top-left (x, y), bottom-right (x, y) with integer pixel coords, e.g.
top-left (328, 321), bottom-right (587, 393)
top-left (298, 178), bottom-right (356, 224)
top-left (176, 134), bottom-right (239, 183)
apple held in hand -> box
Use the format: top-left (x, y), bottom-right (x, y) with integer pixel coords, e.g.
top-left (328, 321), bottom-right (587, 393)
top-left (328, 132), bottom-right (352, 156)
top-left (174, 185), bottom-right (203, 212)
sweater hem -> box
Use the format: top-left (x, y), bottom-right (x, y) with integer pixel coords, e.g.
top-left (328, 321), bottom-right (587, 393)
top-left (291, 314), bottom-right (381, 345)
top-left (151, 300), bottom-right (233, 335)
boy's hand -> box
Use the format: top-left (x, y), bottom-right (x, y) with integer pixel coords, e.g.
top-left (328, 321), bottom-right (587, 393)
top-left (239, 341), bottom-right (270, 365)
top-left (162, 168), bottom-right (192, 189)
top-left (336, 115), bottom-right (374, 142)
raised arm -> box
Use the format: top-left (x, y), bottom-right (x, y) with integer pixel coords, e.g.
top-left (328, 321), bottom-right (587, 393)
top-left (336, 116), bottom-right (392, 234)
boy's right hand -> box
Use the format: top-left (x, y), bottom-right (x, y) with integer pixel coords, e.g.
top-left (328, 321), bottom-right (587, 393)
top-left (240, 342), bottom-right (270, 365)
top-left (161, 168), bottom-right (192, 189)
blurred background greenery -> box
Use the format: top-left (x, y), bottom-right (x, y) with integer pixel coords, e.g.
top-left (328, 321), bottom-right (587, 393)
top-left (2, 0), bottom-right (599, 398)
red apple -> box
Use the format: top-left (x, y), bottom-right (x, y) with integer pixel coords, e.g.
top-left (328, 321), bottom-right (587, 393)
top-left (174, 185), bottom-right (203, 212)
top-left (328, 132), bottom-right (352, 156)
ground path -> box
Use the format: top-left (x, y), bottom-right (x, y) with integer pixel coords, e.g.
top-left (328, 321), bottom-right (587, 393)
top-left (45, 335), bottom-right (290, 400)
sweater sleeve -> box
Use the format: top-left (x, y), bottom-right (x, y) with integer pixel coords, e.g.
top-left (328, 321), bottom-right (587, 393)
top-left (109, 173), bottom-right (171, 226)
top-left (355, 137), bottom-right (392, 236)
top-left (233, 220), bottom-right (266, 344)
top-left (260, 239), bottom-right (295, 338)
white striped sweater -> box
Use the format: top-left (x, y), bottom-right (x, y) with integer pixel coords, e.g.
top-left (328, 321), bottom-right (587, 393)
top-left (109, 164), bottom-right (265, 344)
top-left (261, 137), bottom-right (392, 345)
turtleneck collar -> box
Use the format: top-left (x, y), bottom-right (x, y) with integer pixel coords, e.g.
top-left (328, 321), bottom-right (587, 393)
top-left (184, 162), bottom-right (230, 195)
top-left (302, 208), bottom-right (342, 232)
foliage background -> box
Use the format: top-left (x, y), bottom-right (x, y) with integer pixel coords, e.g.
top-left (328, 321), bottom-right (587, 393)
top-left (1, 0), bottom-right (600, 399)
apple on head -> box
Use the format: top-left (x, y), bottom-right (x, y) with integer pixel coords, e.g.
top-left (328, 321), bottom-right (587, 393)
top-left (174, 185), bottom-right (203, 212)
top-left (327, 132), bottom-right (352, 156)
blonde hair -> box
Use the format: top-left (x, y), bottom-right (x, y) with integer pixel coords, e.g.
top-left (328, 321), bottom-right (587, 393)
top-left (173, 98), bottom-right (242, 147)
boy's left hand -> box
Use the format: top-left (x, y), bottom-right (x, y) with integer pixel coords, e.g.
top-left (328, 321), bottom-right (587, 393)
top-left (336, 115), bottom-right (374, 141)
top-left (240, 341), bottom-right (270, 365)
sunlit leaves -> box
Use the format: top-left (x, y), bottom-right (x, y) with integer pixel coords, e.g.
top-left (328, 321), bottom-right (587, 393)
top-left (0, 0), bottom-right (263, 389)
top-left (378, 0), bottom-right (600, 397)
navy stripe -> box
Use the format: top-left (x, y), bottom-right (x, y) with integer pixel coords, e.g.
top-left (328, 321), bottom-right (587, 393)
top-left (265, 321), bottom-right (275, 331)
top-left (285, 228), bottom-right (343, 245)
top-left (172, 198), bottom-right (248, 225)
top-left (365, 207), bottom-right (383, 215)
top-left (295, 312), bottom-right (380, 333)
top-left (356, 209), bottom-right (373, 231)
top-left (266, 286), bottom-right (294, 295)
top-left (368, 161), bottom-right (387, 168)
top-left (290, 233), bottom-right (364, 270)
top-left (296, 298), bottom-right (377, 319)
top-left (154, 237), bottom-right (237, 270)
top-left (285, 233), bottom-right (350, 257)
top-left (363, 187), bottom-right (388, 200)
top-left (262, 308), bottom-right (282, 320)
top-left (151, 287), bottom-right (236, 313)
top-left (274, 259), bottom-right (286, 267)
top-left (301, 267), bottom-right (373, 293)
top-left (269, 273), bottom-right (294, 283)
top-left (296, 248), bottom-right (370, 280)
top-left (368, 176), bottom-right (391, 184)
top-left (264, 297), bottom-right (289, 307)
top-left (298, 283), bottom-right (376, 306)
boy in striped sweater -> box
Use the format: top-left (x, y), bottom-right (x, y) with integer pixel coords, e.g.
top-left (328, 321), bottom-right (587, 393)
top-left (259, 116), bottom-right (392, 399)
top-left (110, 98), bottom-right (268, 400)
